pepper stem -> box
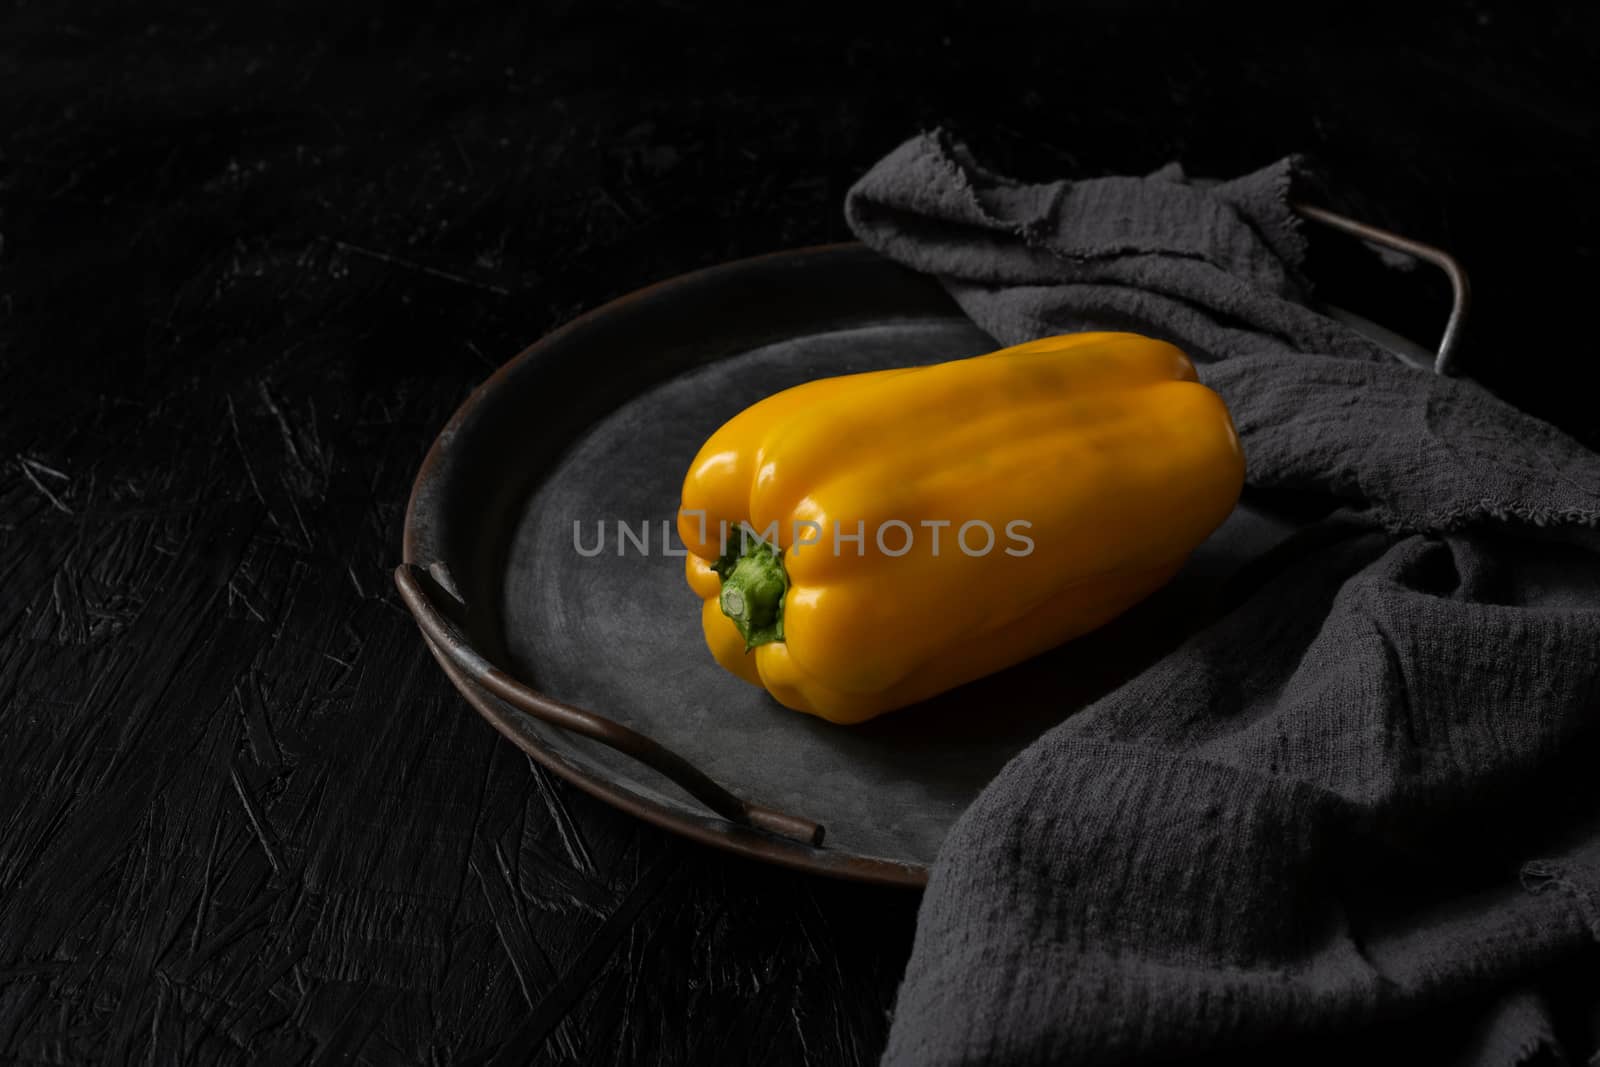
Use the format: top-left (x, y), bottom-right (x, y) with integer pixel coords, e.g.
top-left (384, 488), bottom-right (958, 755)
top-left (711, 527), bottom-right (788, 651)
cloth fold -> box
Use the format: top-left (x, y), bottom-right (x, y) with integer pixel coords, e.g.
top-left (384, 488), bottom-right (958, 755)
top-left (846, 131), bottom-right (1600, 1066)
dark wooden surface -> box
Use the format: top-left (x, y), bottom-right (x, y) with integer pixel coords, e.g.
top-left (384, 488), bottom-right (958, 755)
top-left (3, 4), bottom-right (1596, 1063)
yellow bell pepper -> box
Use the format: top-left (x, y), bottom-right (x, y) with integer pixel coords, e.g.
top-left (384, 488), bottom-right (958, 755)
top-left (677, 332), bottom-right (1244, 725)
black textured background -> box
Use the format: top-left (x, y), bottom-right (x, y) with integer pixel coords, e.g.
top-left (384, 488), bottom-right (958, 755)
top-left (2, 3), bottom-right (1597, 1063)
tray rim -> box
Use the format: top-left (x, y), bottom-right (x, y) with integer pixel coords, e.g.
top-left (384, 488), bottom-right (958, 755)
top-left (401, 241), bottom-right (938, 889)
top-left (401, 211), bottom-right (1469, 889)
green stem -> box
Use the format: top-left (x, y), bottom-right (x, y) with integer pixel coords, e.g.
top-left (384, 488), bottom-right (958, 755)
top-left (712, 527), bottom-right (788, 650)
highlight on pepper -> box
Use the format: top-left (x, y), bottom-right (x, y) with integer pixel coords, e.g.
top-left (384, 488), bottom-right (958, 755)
top-left (677, 331), bottom-right (1246, 725)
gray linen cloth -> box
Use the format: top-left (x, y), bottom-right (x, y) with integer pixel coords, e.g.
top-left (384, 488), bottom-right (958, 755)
top-left (846, 131), bottom-right (1600, 1065)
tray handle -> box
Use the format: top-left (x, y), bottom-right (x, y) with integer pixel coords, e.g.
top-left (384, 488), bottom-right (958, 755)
top-left (395, 563), bottom-right (826, 847)
top-left (1291, 201), bottom-right (1471, 375)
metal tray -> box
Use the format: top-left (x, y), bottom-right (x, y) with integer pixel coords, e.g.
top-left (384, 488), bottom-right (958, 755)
top-left (397, 216), bottom-right (1467, 887)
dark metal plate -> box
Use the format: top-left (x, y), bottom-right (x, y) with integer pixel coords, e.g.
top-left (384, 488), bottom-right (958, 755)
top-left (401, 244), bottom-right (1310, 886)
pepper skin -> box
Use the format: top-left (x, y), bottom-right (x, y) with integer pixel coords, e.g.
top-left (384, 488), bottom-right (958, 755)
top-left (677, 332), bottom-right (1245, 725)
